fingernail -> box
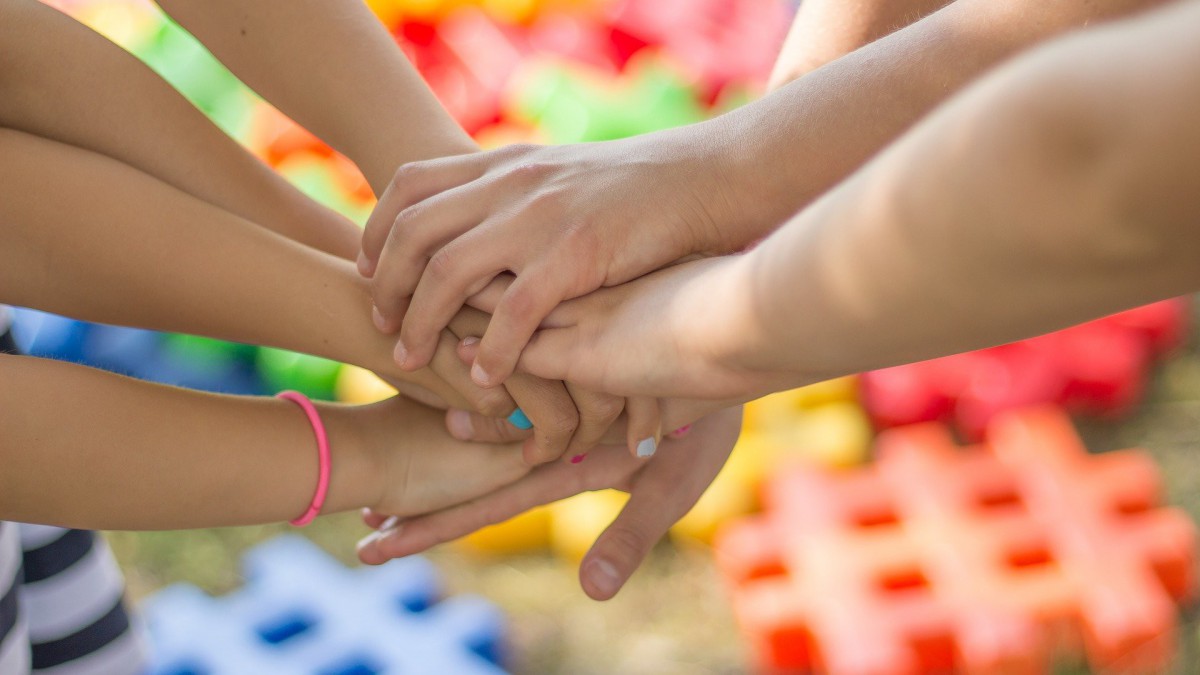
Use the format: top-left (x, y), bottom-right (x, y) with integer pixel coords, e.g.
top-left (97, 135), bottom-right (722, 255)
top-left (447, 409), bottom-right (475, 440)
top-left (461, 336), bottom-right (480, 348)
top-left (586, 558), bottom-right (622, 597)
top-left (372, 305), bottom-right (387, 332)
top-left (393, 340), bottom-right (409, 367)
top-left (357, 251), bottom-right (374, 277)
top-left (507, 408), bottom-right (533, 430)
top-left (379, 515), bottom-right (400, 531)
top-left (669, 424), bottom-right (692, 439)
top-left (636, 437), bottom-right (657, 458)
top-left (570, 454), bottom-right (587, 464)
top-left (471, 362), bottom-right (491, 386)
top-left (356, 529), bottom-right (383, 552)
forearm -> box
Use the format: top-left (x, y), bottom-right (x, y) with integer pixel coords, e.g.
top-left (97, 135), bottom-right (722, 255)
top-left (735, 1), bottom-right (1200, 382)
top-left (0, 130), bottom-right (469, 408)
top-left (156, 0), bottom-right (477, 194)
top-left (0, 0), bottom-right (358, 259)
top-left (710, 0), bottom-right (1169, 247)
top-left (0, 354), bottom-right (378, 529)
top-left (769, 0), bottom-right (950, 89)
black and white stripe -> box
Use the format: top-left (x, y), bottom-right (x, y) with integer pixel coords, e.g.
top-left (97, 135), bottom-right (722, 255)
top-left (0, 522), bottom-right (32, 675)
top-left (18, 526), bottom-right (146, 675)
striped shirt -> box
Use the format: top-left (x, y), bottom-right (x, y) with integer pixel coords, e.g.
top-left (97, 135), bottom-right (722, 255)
top-left (0, 322), bottom-right (147, 674)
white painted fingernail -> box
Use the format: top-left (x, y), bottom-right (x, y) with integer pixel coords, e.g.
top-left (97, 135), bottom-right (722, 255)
top-left (636, 437), bottom-right (657, 458)
top-left (379, 516), bottom-right (400, 531)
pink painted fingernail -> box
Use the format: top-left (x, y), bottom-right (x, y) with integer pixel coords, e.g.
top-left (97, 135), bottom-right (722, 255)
top-left (570, 454), bottom-right (587, 464)
top-left (669, 424), bottom-right (692, 439)
top-left (461, 336), bottom-right (480, 348)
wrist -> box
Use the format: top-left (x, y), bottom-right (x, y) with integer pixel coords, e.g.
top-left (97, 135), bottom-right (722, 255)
top-left (675, 255), bottom-right (802, 398)
top-left (703, 251), bottom-right (820, 394)
top-left (315, 403), bottom-right (386, 515)
top-left (712, 102), bottom-right (817, 246)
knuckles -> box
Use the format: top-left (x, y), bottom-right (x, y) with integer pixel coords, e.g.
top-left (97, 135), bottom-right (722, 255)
top-left (472, 391), bottom-right (515, 419)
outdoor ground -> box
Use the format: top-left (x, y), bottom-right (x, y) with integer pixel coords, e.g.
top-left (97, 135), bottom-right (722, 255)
top-left (108, 303), bottom-right (1200, 675)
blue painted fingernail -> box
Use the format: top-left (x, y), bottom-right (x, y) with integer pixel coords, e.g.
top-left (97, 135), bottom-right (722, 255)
top-left (636, 437), bottom-right (657, 458)
top-left (507, 408), bottom-right (533, 430)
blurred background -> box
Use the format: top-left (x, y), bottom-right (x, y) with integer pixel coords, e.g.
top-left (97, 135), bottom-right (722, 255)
top-left (17, 0), bottom-right (1200, 673)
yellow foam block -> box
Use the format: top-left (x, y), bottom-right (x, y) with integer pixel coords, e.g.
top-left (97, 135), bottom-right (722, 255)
top-left (673, 404), bottom-right (873, 544)
top-left (334, 365), bottom-right (398, 404)
top-left (457, 504), bottom-right (553, 555)
top-left (549, 490), bottom-right (628, 562)
top-left (742, 377), bottom-right (859, 433)
top-left (670, 433), bottom-right (775, 544)
top-left (787, 402), bottom-right (873, 469)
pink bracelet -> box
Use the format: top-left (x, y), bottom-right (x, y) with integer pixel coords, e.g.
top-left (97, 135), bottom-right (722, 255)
top-left (277, 390), bottom-right (331, 527)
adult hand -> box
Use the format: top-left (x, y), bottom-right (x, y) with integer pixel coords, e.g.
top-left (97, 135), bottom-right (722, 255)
top-left (358, 128), bottom-right (769, 389)
top-left (357, 406), bottom-right (743, 600)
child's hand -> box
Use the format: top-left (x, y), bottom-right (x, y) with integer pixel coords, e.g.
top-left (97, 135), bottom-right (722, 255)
top-left (498, 256), bottom-right (800, 402)
top-left (358, 132), bottom-right (766, 389)
top-left (341, 397), bottom-right (531, 518)
top-left (356, 406), bottom-right (743, 600)
top-left (444, 306), bottom-right (629, 463)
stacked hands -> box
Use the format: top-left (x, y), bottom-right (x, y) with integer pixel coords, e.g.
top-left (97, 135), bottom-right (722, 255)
top-left (350, 138), bottom-right (777, 600)
top-left (6, 0), bottom-right (1199, 615)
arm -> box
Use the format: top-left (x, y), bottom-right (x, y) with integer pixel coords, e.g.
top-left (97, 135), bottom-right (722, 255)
top-left (151, 0), bottom-right (641, 461)
top-left (359, 0), bottom-right (1169, 389)
top-left (0, 354), bottom-right (527, 530)
top-left (0, 0), bottom-right (359, 260)
top-left (514, 0), bottom-right (1200, 400)
top-left (0, 128), bottom-right (516, 414)
top-left (768, 0), bottom-right (951, 89)
top-left (153, 0), bottom-right (477, 195)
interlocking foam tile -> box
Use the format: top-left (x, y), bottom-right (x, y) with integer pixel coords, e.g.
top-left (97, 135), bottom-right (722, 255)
top-left (605, 0), bottom-right (790, 97)
top-left (861, 299), bottom-right (1191, 440)
top-left (141, 536), bottom-right (509, 675)
top-left (715, 406), bottom-right (1197, 674)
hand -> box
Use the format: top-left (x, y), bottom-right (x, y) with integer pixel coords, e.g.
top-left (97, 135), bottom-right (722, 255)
top-left (497, 255), bottom-right (798, 401)
top-left (341, 396), bottom-right (531, 518)
top-left (372, 298), bottom-right (627, 465)
top-left (358, 129), bottom-right (759, 389)
top-left (448, 306), bottom-right (630, 463)
top-left (357, 406), bottom-right (743, 600)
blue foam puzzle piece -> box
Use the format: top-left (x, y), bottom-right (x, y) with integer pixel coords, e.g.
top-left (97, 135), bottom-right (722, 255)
top-left (140, 536), bottom-right (509, 675)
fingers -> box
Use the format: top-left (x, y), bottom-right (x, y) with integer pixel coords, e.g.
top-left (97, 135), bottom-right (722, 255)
top-left (624, 396), bottom-right (663, 459)
top-left (457, 333), bottom-right (595, 464)
top-left (561, 384), bottom-right (625, 463)
top-left (359, 154), bottom-right (486, 277)
top-left (469, 268), bottom-right (571, 387)
top-left (355, 446), bottom-right (637, 564)
top-left (427, 329), bottom-right (516, 418)
top-left (579, 409), bottom-right (742, 600)
top-left (444, 408), bottom-right (533, 443)
top-left (389, 226), bottom-right (517, 372)
top-left (578, 487), bottom-right (678, 601)
top-left (370, 188), bottom-right (501, 335)
top-left (361, 508), bottom-right (394, 531)
top-left (503, 373), bottom-right (580, 465)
